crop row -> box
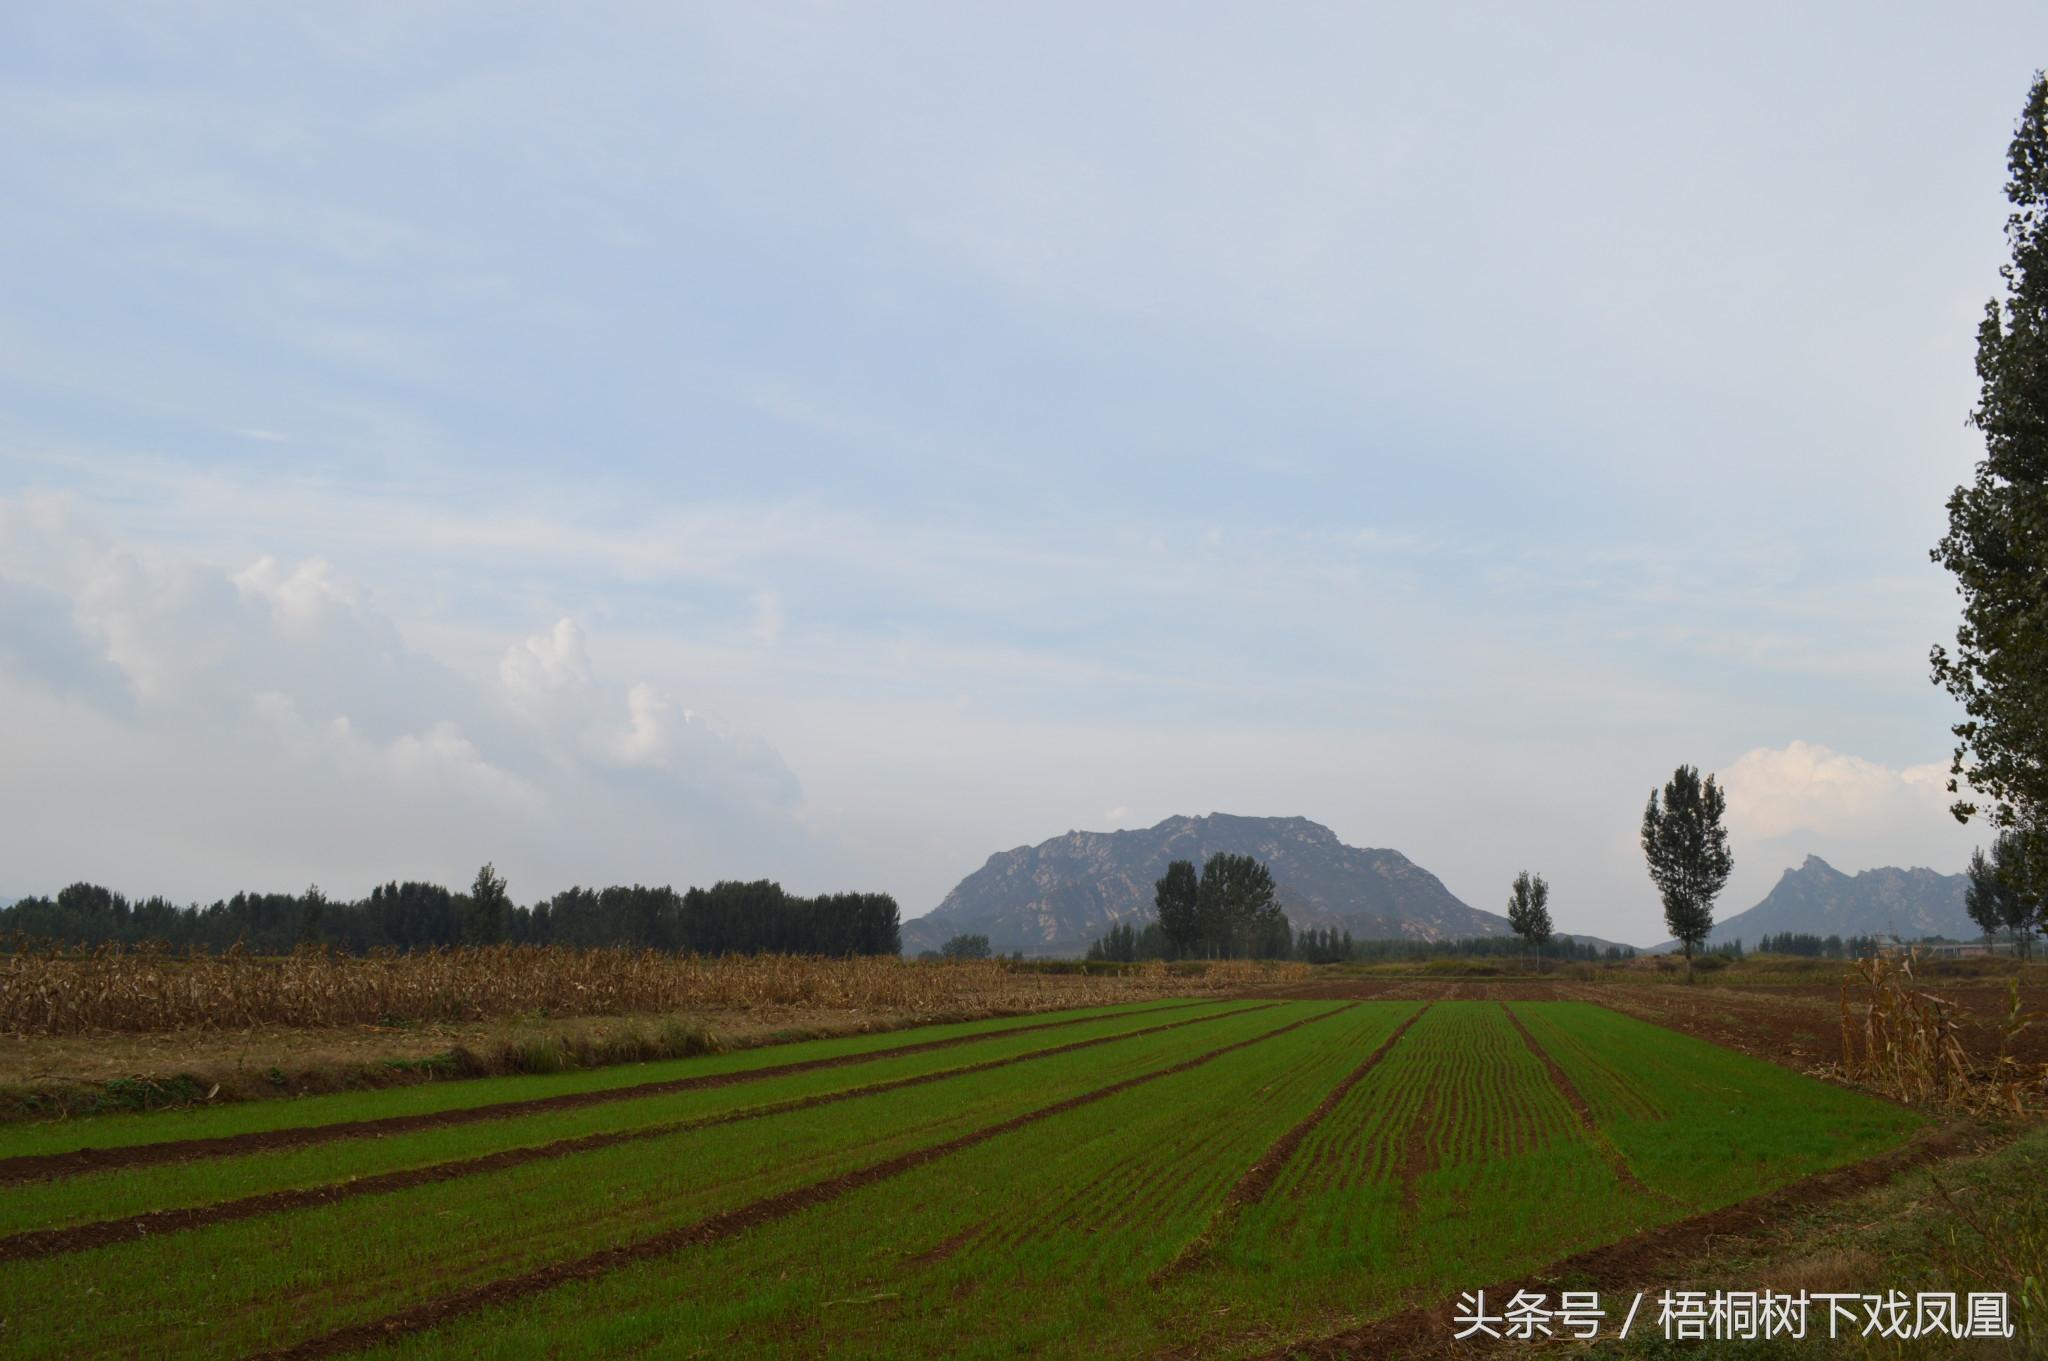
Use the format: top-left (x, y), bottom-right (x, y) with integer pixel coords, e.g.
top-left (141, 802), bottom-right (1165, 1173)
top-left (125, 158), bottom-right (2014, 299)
top-left (0, 996), bottom-right (1222, 1164)
top-left (0, 1002), bottom-right (1342, 1359)
top-left (0, 1001), bottom-right (1923, 1360)
top-left (0, 999), bottom-right (1260, 1242)
top-left (1515, 1002), bottom-right (1919, 1210)
top-left (353, 1002), bottom-right (1426, 1360)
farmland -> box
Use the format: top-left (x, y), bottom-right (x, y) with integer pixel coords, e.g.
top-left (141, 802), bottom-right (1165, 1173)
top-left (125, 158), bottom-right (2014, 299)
top-left (0, 996), bottom-right (1921, 1359)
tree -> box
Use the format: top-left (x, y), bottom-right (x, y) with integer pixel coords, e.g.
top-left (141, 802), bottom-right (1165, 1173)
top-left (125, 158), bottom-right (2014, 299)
top-left (1931, 73), bottom-right (2048, 893)
top-left (1966, 833), bottom-right (2040, 958)
top-left (938, 933), bottom-right (992, 961)
top-left (1154, 859), bottom-right (1201, 959)
top-left (298, 884), bottom-right (326, 947)
top-left (1505, 871), bottom-right (1552, 971)
top-left (462, 863), bottom-right (509, 945)
top-left (1641, 765), bottom-right (1733, 982)
top-left (1086, 922), bottom-right (1139, 963)
top-left (1193, 852), bottom-right (1283, 958)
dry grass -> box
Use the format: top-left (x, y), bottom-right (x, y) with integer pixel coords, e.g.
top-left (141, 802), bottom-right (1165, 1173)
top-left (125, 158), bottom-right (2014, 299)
top-left (0, 940), bottom-right (1305, 1036)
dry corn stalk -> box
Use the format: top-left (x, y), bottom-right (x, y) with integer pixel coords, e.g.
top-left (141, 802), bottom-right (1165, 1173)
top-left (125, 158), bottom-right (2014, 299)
top-left (1840, 949), bottom-right (2044, 1112)
top-left (0, 936), bottom-right (1309, 1036)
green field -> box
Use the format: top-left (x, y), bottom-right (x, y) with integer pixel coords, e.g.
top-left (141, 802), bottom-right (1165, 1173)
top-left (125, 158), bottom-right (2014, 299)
top-left (0, 999), bottom-right (1918, 1359)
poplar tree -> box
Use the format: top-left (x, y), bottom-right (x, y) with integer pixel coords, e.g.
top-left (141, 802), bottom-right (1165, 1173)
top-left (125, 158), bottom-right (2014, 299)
top-left (1641, 766), bottom-right (1733, 982)
top-left (1932, 72), bottom-right (2048, 890)
top-left (1505, 871), bottom-right (1553, 970)
top-left (1154, 859), bottom-right (1200, 958)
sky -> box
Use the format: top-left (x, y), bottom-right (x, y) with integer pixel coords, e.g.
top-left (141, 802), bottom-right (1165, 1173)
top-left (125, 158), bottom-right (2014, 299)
top-left (1, 4), bottom-right (2042, 945)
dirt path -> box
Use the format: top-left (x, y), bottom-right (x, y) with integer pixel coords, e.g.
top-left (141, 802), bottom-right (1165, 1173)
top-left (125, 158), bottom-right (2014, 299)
top-left (242, 1003), bottom-right (1356, 1361)
top-left (0, 1002), bottom-right (1276, 1262)
top-left (0, 998), bottom-right (1241, 1186)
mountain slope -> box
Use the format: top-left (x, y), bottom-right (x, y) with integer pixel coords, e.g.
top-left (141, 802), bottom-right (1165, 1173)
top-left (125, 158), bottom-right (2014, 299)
top-left (901, 813), bottom-right (1514, 957)
top-left (1655, 855), bottom-right (1975, 950)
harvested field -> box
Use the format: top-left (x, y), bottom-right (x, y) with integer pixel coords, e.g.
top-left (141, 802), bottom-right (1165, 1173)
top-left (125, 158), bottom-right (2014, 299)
top-left (0, 996), bottom-right (1924, 1359)
top-left (0, 944), bottom-right (1306, 1035)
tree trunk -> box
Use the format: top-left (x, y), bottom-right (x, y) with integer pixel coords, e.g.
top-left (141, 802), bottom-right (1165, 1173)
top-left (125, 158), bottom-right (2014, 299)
top-left (1683, 942), bottom-right (1694, 984)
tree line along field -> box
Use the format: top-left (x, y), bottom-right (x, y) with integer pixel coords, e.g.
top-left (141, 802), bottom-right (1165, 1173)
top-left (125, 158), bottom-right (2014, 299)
top-left (0, 996), bottom-right (1919, 1359)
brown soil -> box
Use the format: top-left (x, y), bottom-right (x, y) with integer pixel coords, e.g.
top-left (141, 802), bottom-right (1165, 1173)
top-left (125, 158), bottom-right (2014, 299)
top-left (906, 1223), bottom-right (983, 1267)
top-left (245, 1002), bottom-right (1352, 1361)
top-left (0, 1002), bottom-right (1269, 1261)
top-left (1398, 1079), bottom-right (1439, 1224)
top-left (1270, 1121), bottom-right (1991, 1360)
top-left (0, 999), bottom-right (1248, 1186)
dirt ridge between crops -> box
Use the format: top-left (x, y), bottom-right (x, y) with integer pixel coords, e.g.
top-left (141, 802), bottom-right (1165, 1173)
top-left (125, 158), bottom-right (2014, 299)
top-left (1498, 1002), bottom-right (1656, 1198)
top-left (0, 998), bottom-right (1233, 1186)
top-left (1398, 1079), bottom-right (1439, 1226)
top-left (241, 1002), bottom-right (1358, 1361)
top-left (1266, 1121), bottom-right (1990, 1360)
top-left (0, 1002), bottom-right (1274, 1263)
top-left (1156, 1002), bottom-right (1432, 1281)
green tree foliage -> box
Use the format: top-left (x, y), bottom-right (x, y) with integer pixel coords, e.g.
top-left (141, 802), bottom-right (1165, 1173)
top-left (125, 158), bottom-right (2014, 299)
top-left (1153, 859), bottom-right (1201, 958)
top-left (938, 932), bottom-right (992, 961)
top-left (462, 863), bottom-right (510, 945)
top-left (1932, 73), bottom-right (2048, 889)
top-left (0, 874), bottom-right (900, 957)
top-left (1193, 852), bottom-right (1288, 959)
top-left (1292, 926), bottom-right (1356, 964)
top-left (1641, 765), bottom-right (1733, 982)
top-left (1505, 870), bottom-right (1553, 967)
top-left (1756, 932), bottom-right (1885, 959)
top-left (1084, 922), bottom-right (1139, 962)
top-left (1965, 833), bottom-right (2041, 957)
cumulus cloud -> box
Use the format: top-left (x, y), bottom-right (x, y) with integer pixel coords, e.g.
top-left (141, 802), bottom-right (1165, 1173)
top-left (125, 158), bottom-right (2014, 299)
top-left (0, 495), bottom-right (807, 900)
top-left (1721, 740), bottom-right (1953, 842)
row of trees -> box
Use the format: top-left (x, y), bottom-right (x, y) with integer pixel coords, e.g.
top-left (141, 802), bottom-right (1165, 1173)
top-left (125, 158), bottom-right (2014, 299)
top-left (1964, 832), bottom-right (2045, 958)
top-left (1085, 920), bottom-right (1632, 965)
top-left (1153, 854), bottom-right (1292, 959)
top-left (1753, 932), bottom-right (1888, 960)
top-left (1086, 860), bottom-right (1631, 966)
top-left (0, 865), bottom-right (902, 957)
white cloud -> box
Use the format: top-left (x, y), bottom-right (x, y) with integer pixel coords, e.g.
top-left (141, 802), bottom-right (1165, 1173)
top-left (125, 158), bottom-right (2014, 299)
top-left (1721, 740), bottom-right (1954, 842)
top-left (0, 495), bottom-right (807, 901)
top-left (498, 616), bottom-right (594, 721)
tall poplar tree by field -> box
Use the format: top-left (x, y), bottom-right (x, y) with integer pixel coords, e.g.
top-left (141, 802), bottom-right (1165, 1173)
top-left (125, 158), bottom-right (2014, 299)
top-left (1641, 766), bottom-right (1733, 982)
top-left (1932, 72), bottom-right (2048, 889)
top-left (1154, 859), bottom-right (1200, 959)
top-left (462, 862), bottom-right (509, 945)
top-left (1505, 871), bottom-right (1553, 971)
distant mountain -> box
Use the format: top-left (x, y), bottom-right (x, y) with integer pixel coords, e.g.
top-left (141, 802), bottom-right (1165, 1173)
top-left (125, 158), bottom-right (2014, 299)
top-left (1653, 855), bottom-right (1976, 951)
top-left (902, 813), bottom-right (1518, 957)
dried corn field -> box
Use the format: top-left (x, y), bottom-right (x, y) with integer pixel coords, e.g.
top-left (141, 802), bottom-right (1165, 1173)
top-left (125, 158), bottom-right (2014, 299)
top-left (0, 942), bottom-right (1309, 1036)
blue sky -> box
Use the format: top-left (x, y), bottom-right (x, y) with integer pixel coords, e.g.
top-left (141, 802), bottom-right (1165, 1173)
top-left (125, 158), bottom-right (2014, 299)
top-left (2, 4), bottom-right (2042, 942)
